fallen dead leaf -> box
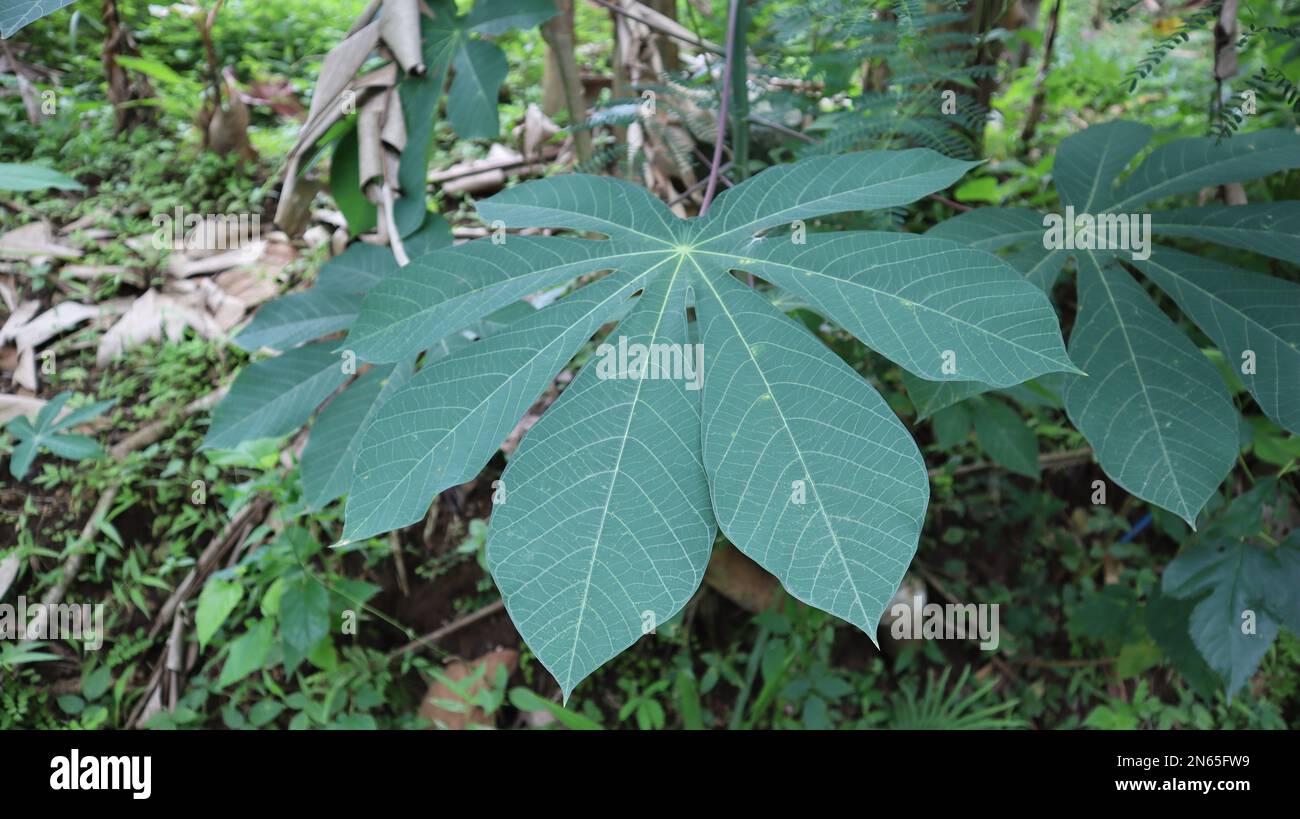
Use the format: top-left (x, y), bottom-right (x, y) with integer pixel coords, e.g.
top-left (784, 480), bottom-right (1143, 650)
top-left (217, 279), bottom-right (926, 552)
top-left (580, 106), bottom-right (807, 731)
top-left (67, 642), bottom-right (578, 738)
top-left (0, 393), bottom-right (45, 425)
top-left (0, 300), bottom-right (40, 345)
top-left (12, 301), bottom-right (103, 350)
top-left (418, 648), bottom-right (519, 730)
top-left (0, 222), bottom-right (83, 260)
top-left (168, 239), bottom-right (265, 278)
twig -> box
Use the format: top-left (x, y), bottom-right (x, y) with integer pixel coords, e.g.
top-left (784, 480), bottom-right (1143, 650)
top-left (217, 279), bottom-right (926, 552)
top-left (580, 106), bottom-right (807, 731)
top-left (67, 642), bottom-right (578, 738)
top-left (387, 600), bottom-right (506, 660)
top-left (587, 0), bottom-right (724, 56)
top-left (927, 446), bottom-right (1093, 478)
top-left (700, 0), bottom-right (741, 216)
top-left (666, 161), bottom-right (732, 206)
top-left (910, 560), bottom-right (1020, 682)
top-left (148, 497), bottom-right (272, 638)
top-left (109, 388), bottom-right (227, 460)
top-left (19, 388), bottom-right (228, 639)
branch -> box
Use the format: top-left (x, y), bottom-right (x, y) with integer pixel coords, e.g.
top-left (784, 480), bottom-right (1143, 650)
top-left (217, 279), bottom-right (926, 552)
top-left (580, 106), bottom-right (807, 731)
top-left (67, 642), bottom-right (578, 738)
top-left (700, 0), bottom-right (740, 216)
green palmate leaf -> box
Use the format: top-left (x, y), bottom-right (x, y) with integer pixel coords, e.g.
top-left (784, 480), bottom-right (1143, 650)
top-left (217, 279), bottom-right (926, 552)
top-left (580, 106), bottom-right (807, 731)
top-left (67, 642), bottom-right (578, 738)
top-left (4, 392), bottom-right (114, 480)
top-left (1108, 128), bottom-right (1300, 212)
top-left (345, 237), bottom-right (662, 362)
top-left (202, 342), bottom-right (349, 450)
top-left (488, 269), bottom-right (714, 699)
top-left (449, 38), bottom-right (508, 140)
top-left (926, 207), bottom-right (1070, 292)
top-left (695, 270), bottom-right (928, 638)
top-left (1051, 120), bottom-right (1150, 213)
top-left (1133, 248), bottom-right (1300, 435)
top-left (341, 149), bottom-right (1076, 694)
top-left (1151, 204), bottom-right (1300, 266)
top-left (695, 150), bottom-right (980, 243)
top-left (344, 273), bottom-right (642, 542)
top-left (1064, 252), bottom-right (1237, 525)
top-left (301, 361), bottom-right (412, 510)
top-left (1162, 527), bottom-right (1300, 699)
top-left (931, 120), bottom-right (1300, 523)
top-left (467, 0), bottom-right (558, 36)
top-left (737, 232), bottom-right (1077, 386)
top-left (316, 241), bottom-right (406, 293)
top-left (236, 224), bottom-right (451, 353)
top-left (235, 289), bottom-right (362, 352)
top-left (0, 162), bottom-right (83, 192)
top-left (971, 397), bottom-right (1038, 478)
top-left (0, 0), bottom-right (76, 37)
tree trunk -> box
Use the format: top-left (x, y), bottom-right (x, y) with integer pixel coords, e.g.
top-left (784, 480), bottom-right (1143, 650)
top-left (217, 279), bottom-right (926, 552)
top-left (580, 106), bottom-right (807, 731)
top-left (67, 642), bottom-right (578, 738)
top-left (647, 0), bottom-right (680, 74)
top-left (101, 0), bottom-right (155, 132)
top-left (540, 0), bottom-right (593, 162)
top-left (1214, 0), bottom-right (1247, 203)
top-left (1020, 0), bottom-right (1061, 149)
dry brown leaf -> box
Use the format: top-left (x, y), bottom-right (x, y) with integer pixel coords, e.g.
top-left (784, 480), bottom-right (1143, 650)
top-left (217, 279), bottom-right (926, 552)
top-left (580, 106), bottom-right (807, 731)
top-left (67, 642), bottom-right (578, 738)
top-left (418, 648), bottom-right (519, 729)
top-left (516, 103), bottom-right (560, 160)
top-left (167, 240), bottom-right (266, 279)
top-left (0, 393), bottom-right (45, 425)
top-left (379, 0), bottom-right (424, 76)
top-left (0, 300), bottom-right (40, 345)
top-left (97, 289), bottom-right (164, 366)
top-left (14, 345), bottom-right (36, 391)
top-left (95, 286), bottom-right (233, 367)
top-left (0, 222), bottom-right (83, 260)
top-left (0, 275), bottom-right (16, 311)
top-left (297, 20), bottom-right (382, 155)
top-left (12, 301), bottom-right (102, 350)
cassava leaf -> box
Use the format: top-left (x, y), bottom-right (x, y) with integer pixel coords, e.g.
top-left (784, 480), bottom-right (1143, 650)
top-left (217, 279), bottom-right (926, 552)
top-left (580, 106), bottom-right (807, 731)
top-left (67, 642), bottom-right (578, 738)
top-left (4, 392), bottom-right (114, 480)
top-left (448, 38), bottom-right (508, 140)
top-left (467, 0), bottom-right (558, 36)
top-left (1151, 204), bottom-right (1300, 266)
top-left (344, 273), bottom-right (643, 542)
top-left (1063, 252), bottom-right (1237, 526)
top-left (695, 270), bottom-right (928, 640)
top-left (0, 0), bottom-right (76, 38)
top-left (737, 232), bottom-right (1078, 386)
top-left (488, 269), bottom-right (713, 699)
top-left (202, 342), bottom-right (349, 450)
top-left (0, 162), bottom-right (83, 192)
top-left (340, 148), bottom-right (1076, 694)
top-left (301, 361), bottom-right (412, 510)
top-left (1133, 247), bottom-right (1300, 435)
top-left (932, 120), bottom-right (1300, 523)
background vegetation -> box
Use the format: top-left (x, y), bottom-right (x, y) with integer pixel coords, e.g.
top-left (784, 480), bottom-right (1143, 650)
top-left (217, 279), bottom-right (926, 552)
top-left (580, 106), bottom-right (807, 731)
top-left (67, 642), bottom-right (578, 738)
top-left (1, 0), bottom-right (1297, 729)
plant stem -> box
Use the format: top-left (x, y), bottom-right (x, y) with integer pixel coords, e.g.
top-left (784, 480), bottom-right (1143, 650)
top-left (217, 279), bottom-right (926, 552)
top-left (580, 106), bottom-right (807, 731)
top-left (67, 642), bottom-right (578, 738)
top-left (700, 0), bottom-right (741, 216)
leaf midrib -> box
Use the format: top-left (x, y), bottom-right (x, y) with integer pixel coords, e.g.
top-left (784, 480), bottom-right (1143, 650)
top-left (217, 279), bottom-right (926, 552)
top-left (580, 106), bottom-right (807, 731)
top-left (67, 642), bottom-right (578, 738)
top-left (565, 254), bottom-right (689, 692)
top-left (346, 264), bottom-right (665, 540)
top-left (695, 247), bottom-right (1075, 379)
top-left (690, 256), bottom-right (873, 626)
top-left (1084, 249), bottom-right (1192, 517)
